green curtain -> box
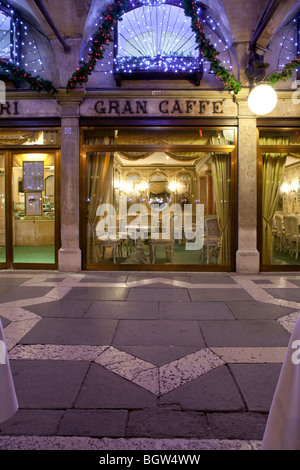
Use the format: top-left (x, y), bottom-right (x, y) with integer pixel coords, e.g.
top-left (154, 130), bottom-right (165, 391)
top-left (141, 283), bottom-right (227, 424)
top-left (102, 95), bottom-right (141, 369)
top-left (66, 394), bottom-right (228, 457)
top-left (211, 152), bottom-right (231, 265)
top-left (86, 137), bottom-right (114, 263)
top-left (262, 153), bottom-right (287, 265)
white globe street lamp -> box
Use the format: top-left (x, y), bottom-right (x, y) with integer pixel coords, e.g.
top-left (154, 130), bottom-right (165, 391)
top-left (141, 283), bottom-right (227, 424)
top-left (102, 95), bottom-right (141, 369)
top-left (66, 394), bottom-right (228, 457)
top-left (247, 83), bottom-right (277, 115)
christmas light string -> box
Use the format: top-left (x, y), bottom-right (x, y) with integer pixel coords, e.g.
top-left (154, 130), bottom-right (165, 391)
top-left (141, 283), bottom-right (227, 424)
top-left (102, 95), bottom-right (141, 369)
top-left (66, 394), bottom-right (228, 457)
top-left (0, 0), bottom-right (298, 96)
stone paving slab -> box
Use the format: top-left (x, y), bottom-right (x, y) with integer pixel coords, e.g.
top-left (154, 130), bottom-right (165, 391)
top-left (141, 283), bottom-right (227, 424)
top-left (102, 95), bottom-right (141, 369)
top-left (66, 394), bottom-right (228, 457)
top-left (112, 320), bottom-right (205, 347)
top-left (63, 287), bottom-right (129, 301)
top-left (74, 364), bottom-right (157, 409)
top-left (229, 364), bottom-right (283, 412)
top-left (226, 301), bottom-right (296, 320)
top-left (25, 300), bottom-right (93, 318)
top-left (58, 410), bottom-right (128, 437)
top-left (199, 320), bottom-right (291, 347)
top-left (189, 288), bottom-right (254, 302)
top-left (19, 318), bottom-right (119, 345)
top-left (10, 360), bottom-right (90, 409)
top-left (126, 410), bottom-right (210, 439)
top-left (85, 301), bottom-right (159, 319)
top-left (127, 287), bottom-right (191, 302)
top-left (159, 301), bottom-right (234, 320)
top-left (159, 366), bottom-right (245, 411)
top-left (0, 410), bottom-right (64, 436)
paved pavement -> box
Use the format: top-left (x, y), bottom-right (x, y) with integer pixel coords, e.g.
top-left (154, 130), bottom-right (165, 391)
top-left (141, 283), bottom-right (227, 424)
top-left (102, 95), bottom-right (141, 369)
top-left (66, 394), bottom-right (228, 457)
top-left (0, 270), bottom-right (299, 451)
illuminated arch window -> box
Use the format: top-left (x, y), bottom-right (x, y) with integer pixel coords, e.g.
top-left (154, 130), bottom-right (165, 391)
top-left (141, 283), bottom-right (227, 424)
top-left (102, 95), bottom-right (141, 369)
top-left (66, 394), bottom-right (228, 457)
top-left (0, 3), bottom-right (44, 75)
top-left (113, 1), bottom-right (232, 86)
top-left (277, 12), bottom-right (300, 72)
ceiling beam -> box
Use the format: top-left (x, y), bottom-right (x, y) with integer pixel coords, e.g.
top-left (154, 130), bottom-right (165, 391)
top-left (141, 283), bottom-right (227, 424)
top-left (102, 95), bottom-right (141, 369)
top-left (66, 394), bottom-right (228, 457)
top-left (249, 0), bottom-right (281, 51)
top-left (33, 0), bottom-right (71, 52)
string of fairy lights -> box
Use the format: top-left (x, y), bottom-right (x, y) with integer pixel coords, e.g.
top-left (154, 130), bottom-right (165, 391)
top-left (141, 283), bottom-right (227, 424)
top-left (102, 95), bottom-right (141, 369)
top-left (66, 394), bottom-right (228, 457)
top-left (0, 0), bottom-right (298, 95)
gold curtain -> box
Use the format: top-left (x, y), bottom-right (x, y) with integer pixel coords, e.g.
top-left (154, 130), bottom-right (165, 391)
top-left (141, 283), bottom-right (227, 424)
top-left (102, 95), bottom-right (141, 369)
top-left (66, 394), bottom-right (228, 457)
top-left (86, 137), bottom-right (114, 263)
top-left (211, 152), bottom-right (231, 265)
top-left (262, 153), bottom-right (287, 265)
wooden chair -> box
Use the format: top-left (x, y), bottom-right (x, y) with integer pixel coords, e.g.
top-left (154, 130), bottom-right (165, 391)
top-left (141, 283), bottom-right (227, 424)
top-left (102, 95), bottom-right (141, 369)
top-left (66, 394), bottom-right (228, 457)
top-left (283, 215), bottom-right (292, 255)
top-left (202, 216), bottom-right (221, 264)
top-left (274, 214), bottom-right (284, 252)
top-left (290, 215), bottom-right (300, 259)
top-left (92, 224), bottom-right (122, 264)
top-left (149, 214), bottom-right (174, 264)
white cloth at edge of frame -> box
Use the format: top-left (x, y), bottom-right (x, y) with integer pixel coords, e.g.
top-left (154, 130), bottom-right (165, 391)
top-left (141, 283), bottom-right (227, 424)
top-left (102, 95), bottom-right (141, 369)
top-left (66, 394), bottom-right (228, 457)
top-left (261, 313), bottom-right (300, 450)
top-left (0, 320), bottom-right (18, 424)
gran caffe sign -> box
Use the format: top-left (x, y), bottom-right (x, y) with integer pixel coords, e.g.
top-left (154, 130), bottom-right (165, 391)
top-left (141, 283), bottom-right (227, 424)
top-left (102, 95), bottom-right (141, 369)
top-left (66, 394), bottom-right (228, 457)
top-left (81, 97), bottom-right (237, 117)
top-left (0, 96), bottom-right (237, 118)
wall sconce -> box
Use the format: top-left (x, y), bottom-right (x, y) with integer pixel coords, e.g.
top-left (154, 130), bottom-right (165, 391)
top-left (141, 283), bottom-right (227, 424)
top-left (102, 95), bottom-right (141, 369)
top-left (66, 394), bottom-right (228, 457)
top-left (246, 50), bottom-right (277, 115)
top-left (248, 83), bottom-right (277, 115)
top-left (280, 180), bottom-right (299, 194)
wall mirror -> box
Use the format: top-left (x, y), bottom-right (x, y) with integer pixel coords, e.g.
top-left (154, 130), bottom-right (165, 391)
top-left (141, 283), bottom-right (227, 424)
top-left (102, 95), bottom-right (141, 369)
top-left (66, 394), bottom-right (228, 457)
top-left (148, 173), bottom-right (170, 210)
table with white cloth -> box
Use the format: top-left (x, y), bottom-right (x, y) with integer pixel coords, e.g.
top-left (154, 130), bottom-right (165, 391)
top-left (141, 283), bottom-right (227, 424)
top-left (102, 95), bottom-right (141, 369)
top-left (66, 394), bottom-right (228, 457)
top-left (262, 313), bottom-right (300, 450)
top-left (0, 319), bottom-right (18, 424)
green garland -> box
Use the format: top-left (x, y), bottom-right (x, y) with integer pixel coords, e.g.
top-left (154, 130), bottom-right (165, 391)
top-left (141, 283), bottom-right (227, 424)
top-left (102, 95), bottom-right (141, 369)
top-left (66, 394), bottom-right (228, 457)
top-left (182, 0), bottom-right (242, 95)
top-left (268, 57), bottom-right (300, 86)
top-left (2, 0), bottom-right (299, 97)
top-left (0, 59), bottom-right (58, 95)
top-left (66, 0), bottom-right (127, 92)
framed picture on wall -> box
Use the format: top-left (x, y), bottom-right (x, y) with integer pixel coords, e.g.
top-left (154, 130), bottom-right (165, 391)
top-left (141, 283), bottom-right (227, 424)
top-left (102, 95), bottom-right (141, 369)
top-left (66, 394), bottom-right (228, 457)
top-left (23, 161), bottom-right (44, 191)
top-left (25, 191), bottom-right (43, 216)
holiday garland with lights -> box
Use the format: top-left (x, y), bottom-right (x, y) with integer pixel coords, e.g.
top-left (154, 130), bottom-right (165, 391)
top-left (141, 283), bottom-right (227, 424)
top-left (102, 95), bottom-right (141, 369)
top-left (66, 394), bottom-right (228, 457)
top-left (66, 0), bottom-right (128, 92)
top-left (0, 0), bottom-right (299, 96)
top-left (268, 57), bottom-right (300, 86)
top-left (0, 59), bottom-right (58, 94)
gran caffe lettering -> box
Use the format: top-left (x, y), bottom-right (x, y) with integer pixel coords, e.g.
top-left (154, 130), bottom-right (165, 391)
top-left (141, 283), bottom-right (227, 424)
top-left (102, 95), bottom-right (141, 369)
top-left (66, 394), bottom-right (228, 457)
top-left (94, 99), bottom-right (224, 116)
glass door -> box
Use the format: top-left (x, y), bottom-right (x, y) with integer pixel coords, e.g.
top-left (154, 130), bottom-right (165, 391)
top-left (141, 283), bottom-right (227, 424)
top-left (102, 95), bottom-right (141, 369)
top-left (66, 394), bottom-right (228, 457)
top-left (12, 152), bottom-right (57, 267)
top-left (0, 153), bottom-right (6, 265)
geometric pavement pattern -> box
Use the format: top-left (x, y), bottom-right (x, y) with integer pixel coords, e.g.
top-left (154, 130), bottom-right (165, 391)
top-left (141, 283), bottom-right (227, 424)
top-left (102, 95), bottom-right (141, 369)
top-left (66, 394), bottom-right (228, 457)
top-left (1, 272), bottom-right (300, 451)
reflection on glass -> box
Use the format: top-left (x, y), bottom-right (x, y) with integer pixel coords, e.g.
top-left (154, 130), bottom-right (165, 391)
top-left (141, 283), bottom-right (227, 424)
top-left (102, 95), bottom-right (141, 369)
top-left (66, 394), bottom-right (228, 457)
top-left (266, 152), bottom-right (300, 265)
top-left (86, 135), bottom-right (233, 267)
top-left (12, 154), bottom-right (55, 264)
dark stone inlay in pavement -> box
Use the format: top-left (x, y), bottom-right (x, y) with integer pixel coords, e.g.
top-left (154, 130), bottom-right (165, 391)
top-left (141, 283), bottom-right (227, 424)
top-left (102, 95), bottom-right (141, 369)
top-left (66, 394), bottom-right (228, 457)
top-left (126, 409), bottom-right (210, 438)
top-left (159, 301), bottom-right (234, 320)
top-left (0, 410), bottom-right (64, 436)
top-left (58, 410), bottom-right (128, 437)
top-left (189, 288), bottom-right (253, 302)
top-left (19, 318), bottom-right (118, 345)
top-left (207, 412), bottom-right (268, 440)
top-left (265, 288), bottom-right (300, 302)
top-left (159, 366), bottom-right (245, 411)
top-left (26, 300), bottom-right (93, 318)
top-left (85, 301), bottom-right (159, 319)
top-left (10, 360), bottom-right (90, 409)
top-left (75, 364), bottom-right (157, 409)
top-left (113, 319), bottom-right (204, 347)
top-left (229, 363), bottom-right (282, 412)
top-left (199, 320), bottom-right (290, 347)
top-left (63, 287), bottom-right (129, 301)
top-left (0, 287), bottom-right (53, 303)
top-left (127, 288), bottom-right (190, 302)
top-left (226, 301), bottom-right (296, 320)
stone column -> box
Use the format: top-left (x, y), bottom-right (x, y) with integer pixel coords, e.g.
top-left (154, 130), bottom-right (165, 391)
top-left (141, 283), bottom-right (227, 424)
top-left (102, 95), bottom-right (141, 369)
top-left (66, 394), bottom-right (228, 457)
top-left (57, 90), bottom-right (85, 272)
top-left (236, 100), bottom-right (260, 273)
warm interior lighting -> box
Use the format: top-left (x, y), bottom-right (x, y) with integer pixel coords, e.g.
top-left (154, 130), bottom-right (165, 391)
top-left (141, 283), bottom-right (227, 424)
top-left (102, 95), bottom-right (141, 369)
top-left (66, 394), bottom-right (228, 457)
top-left (247, 84), bottom-right (277, 115)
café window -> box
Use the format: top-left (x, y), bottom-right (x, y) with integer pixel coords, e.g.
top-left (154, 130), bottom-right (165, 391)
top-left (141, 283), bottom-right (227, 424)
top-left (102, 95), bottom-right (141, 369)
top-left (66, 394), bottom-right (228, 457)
top-left (113, 1), bottom-right (232, 86)
top-left (82, 127), bottom-right (236, 270)
top-left (259, 129), bottom-right (300, 268)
